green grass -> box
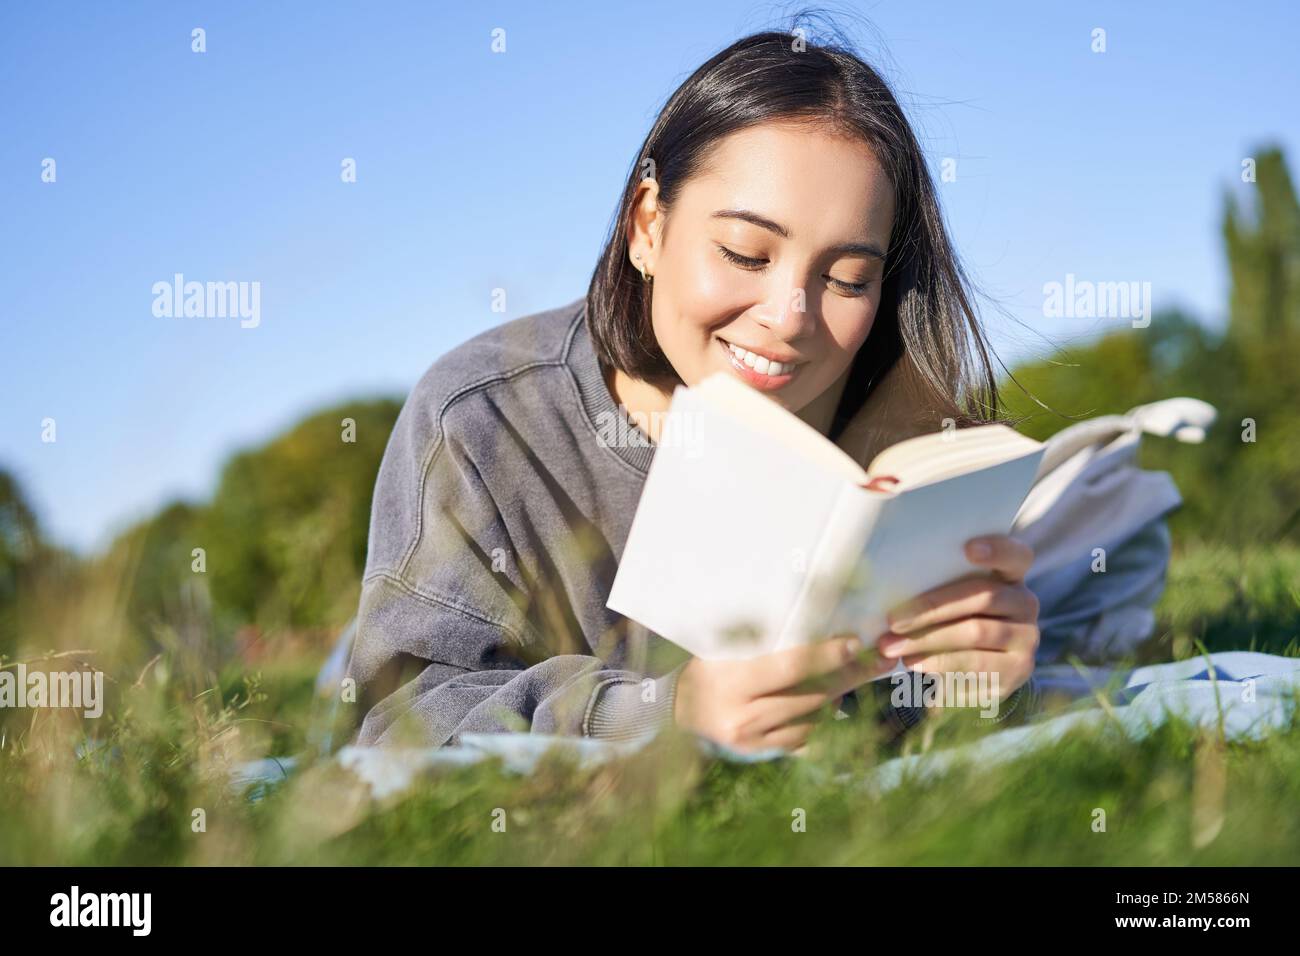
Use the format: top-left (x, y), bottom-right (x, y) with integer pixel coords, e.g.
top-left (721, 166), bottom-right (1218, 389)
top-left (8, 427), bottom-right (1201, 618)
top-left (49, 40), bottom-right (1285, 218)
top-left (2, 543), bottom-right (1299, 866)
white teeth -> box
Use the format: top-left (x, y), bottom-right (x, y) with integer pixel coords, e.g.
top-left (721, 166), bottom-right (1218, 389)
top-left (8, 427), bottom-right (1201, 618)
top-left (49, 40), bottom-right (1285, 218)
top-left (725, 341), bottom-right (795, 376)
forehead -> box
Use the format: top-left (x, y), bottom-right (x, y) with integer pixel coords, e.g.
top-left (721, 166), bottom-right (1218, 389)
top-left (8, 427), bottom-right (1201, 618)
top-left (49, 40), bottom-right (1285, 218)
top-left (680, 120), bottom-right (895, 242)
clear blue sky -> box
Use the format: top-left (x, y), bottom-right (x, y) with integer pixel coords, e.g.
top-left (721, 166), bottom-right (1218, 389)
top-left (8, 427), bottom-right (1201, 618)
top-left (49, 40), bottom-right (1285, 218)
top-left (2, 1), bottom-right (1297, 555)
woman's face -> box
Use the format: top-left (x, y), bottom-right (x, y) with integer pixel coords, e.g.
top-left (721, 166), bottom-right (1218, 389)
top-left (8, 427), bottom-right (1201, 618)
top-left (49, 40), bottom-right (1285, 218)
top-left (627, 119), bottom-right (896, 424)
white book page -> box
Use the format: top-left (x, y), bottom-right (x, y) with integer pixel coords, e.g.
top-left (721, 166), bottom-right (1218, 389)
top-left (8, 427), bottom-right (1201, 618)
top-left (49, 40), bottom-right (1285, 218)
top-left (868, 424), bottom-right (1044, 490)
top-left (693, 373), bottom-right (868, 483)
top-left (606, 384), bottom-right (856, 660)
top-left (773, 482), bottom-right (885, 651)
top-left (823, 449), bottom-right (1046, 644)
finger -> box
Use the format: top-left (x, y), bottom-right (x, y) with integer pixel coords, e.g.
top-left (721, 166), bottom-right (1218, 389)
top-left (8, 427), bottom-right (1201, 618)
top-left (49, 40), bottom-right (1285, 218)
top-left (901, 648), bottom-right (1034, 697)
top-left (900, 649), bottom-right (998, 678)
top-left (754, 658), bottom-right (894, 731)
top-left (886, 579), bottom-right (1038, 634)
top-left (759, 721), bottom-right (818, 753)
top-left (751, 632), bottom-right (874, 696)
top-left (880, 615), bottom-right (1037, 660)
top-left (789, 645), bottom-right (898, 695)
top-left (965, 534), bottom-right (1035, 583)
top-left (751, 692), bottom-right (838, 732)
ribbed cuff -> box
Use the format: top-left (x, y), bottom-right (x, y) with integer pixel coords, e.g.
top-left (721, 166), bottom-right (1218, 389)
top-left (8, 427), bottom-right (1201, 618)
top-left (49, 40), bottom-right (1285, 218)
top-left (870, 674), bottom-right (1038, 730)
top-left (582, 664), bottom-right (685, 741)
top-left (990, 676), bottom-right (1038, 724)
top-left (869, 678), bottom-right (926, 735)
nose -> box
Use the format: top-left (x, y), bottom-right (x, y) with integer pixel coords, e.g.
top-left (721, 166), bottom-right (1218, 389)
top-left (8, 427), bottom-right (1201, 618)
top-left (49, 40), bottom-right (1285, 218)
top-left (751, 279), bottom-right (818, 343)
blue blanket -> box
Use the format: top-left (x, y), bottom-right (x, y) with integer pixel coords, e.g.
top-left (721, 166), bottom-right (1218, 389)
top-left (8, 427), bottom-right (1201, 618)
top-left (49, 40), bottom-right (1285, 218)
top-left (228, 652), bottom-right (1300, 802)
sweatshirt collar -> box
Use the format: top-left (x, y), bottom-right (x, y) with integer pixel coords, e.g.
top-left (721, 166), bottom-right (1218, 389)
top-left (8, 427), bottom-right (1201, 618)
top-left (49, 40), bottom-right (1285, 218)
top-left (566, 300), bottom-right (657, 475)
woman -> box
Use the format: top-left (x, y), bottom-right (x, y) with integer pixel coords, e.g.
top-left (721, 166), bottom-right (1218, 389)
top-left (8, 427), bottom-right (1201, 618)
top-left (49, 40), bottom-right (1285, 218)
top-left (347, 28), bottom-right (1040, 754)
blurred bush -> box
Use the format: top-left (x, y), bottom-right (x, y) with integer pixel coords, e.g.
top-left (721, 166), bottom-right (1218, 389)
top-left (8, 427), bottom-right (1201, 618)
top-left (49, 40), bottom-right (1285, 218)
top-left (0, 398), bottom-right (400, 674)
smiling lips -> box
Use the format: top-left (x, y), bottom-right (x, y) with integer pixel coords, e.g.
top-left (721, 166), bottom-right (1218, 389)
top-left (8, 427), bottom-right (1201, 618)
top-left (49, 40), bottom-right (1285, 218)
top-left (717, 337), bottom-right (802, 390)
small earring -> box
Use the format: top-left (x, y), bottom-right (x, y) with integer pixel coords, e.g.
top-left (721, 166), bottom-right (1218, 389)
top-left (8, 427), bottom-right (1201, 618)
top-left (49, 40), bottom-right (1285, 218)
top-left (632, 252), bottom-right (650, 283)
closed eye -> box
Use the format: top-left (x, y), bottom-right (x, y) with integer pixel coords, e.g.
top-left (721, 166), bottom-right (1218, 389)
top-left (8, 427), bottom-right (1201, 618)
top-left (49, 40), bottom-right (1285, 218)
top-left (827, 277), bottom-right (871, 297)
top-left (716, 244), bottom-right (768, 271)
top-left (717, 244), bottom-right (872, 297)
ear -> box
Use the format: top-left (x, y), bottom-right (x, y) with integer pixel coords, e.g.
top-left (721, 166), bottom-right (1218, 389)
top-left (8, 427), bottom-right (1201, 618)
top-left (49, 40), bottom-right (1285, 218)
top-left (625, 178), bottom-right (663, 270)
top-left (833, 350), bottom-right (964, 467)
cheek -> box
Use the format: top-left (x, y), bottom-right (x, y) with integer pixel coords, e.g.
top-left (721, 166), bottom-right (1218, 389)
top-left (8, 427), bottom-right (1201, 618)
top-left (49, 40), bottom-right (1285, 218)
top-left (656, 247), bottom-right (751, 333)
top-left (824, 293), bottom-right (881, 355)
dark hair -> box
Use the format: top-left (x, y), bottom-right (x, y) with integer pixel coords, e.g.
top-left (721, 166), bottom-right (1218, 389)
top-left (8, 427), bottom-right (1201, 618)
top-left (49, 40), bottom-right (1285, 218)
top-left (585, 23), bottom-right (1004, 441)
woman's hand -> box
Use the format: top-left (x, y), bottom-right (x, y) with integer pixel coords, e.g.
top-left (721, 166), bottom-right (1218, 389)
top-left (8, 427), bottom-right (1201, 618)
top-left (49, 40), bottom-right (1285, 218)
top-left (674, 633), bottom-right (895, 753)
top-left (876, 534), bottom-right (1040, 707)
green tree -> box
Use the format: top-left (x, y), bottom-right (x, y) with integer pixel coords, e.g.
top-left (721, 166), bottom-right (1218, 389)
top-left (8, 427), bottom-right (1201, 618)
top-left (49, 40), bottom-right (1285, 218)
top-left (198, 398), bottom-right (401, 635)
top-left (1002, 146), bottom-right (1300, 547)
top-left (1224, 147), bottom-right (1300, 356)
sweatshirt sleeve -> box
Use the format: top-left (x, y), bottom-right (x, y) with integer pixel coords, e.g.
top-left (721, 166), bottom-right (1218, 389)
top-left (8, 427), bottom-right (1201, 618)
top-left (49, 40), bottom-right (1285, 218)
top-left (348, 574), bottom-right (682, 746)
top-left (346, 381), bottom-right (680, 749)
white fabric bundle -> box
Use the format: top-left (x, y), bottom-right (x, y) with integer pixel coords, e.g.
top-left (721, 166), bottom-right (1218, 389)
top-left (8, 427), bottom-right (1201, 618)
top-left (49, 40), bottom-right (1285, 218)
top-left (1011, 397), bottom-right (1218, 663)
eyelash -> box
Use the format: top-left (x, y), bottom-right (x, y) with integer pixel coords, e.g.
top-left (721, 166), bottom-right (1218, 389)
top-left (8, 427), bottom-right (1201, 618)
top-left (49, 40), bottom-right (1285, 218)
top-left (715, 244), bottom-right (871, 297)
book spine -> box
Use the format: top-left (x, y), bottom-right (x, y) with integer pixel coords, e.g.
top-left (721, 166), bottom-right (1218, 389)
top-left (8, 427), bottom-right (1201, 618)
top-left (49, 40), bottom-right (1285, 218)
top-left (773, 484), bottom-right (882, 651)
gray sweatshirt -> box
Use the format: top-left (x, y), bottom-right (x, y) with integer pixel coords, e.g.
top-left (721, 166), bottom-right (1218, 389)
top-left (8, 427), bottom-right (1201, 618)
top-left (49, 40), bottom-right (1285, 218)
top-left (347, 297), bottom-right (924, 747)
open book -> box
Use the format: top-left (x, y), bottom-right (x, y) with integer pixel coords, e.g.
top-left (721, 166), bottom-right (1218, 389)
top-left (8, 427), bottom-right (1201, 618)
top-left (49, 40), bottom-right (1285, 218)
top-left (607, 371), bottom-right (1047, 660)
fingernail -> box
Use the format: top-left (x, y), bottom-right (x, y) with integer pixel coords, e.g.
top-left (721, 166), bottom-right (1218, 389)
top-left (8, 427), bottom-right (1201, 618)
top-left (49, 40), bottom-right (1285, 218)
top-left (844, 636), bottom-right (863, 656)
top-left (888, 616), bottom-right (915, 633)
top-left (878, 635), bottom-right (908, 657)
top-left (968, 540), bottom-right (992, 560)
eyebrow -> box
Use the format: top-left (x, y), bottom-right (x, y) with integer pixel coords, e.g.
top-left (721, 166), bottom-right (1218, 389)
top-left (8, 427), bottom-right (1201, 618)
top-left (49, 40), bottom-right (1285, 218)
top-left (710, 208), bottom-right (887, 260)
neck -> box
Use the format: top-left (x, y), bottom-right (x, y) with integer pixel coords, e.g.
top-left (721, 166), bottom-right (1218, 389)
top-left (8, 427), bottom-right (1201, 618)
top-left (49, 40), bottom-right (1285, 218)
top-left (797, 366), bottom-right (851, 437)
